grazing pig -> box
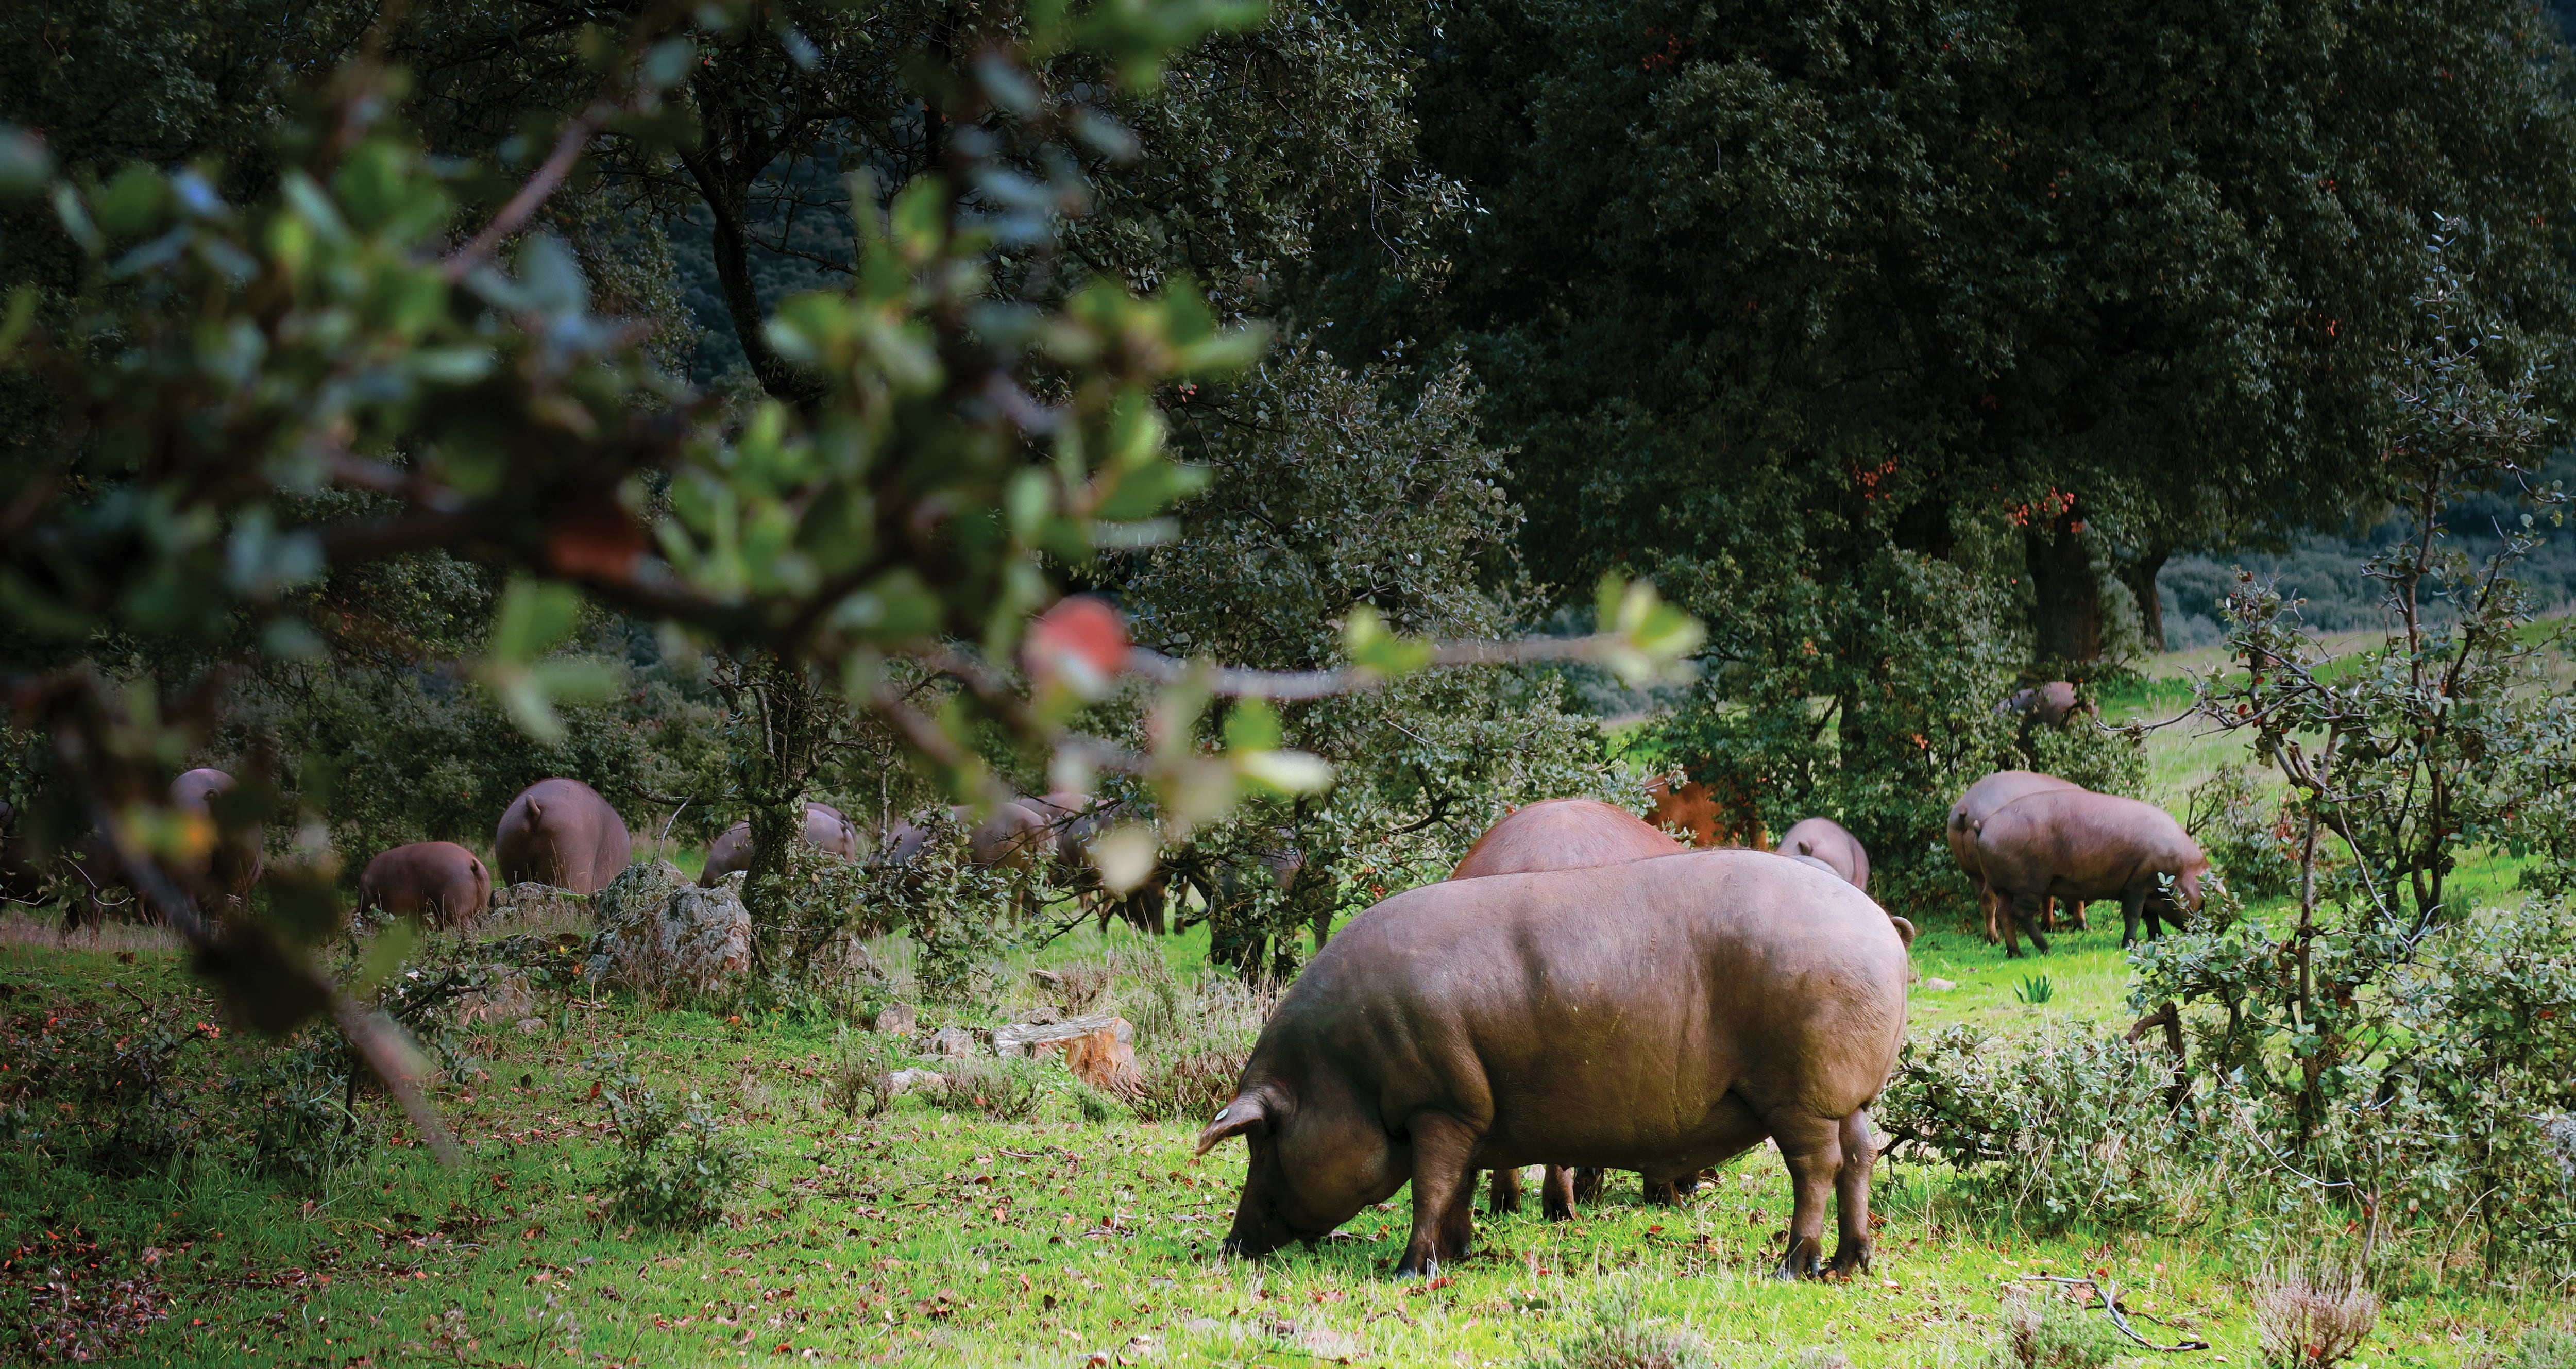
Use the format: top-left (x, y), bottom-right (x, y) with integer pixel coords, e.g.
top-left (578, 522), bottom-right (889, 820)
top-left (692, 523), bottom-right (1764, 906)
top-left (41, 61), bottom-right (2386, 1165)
top-left (170, 768), bottom-right (262, 920)
top-left (1948, 771), bottom-right (2082, 942)
top-left (965, 800), bottom-right (1049, 869)
top-left (357, 842), bottom-right (493, 927)
top-left (871, 817), bottom-right (930, 866)
top-left (698, 803), bottom-right (862, 886)
top-left (494, 778), bottom-right (632, 893)
top-left (1449, 798), bottom-right (1685, 1218)
top-left (1451, 798), bottom-right (1685, 878)
top-left (1998, 681), bottom-right (2091, 731)
top-left (1198, 850), bottom-right (1907, 1279)
top-left (1972, 789), bottom-right (2207, 955)
top-left (1773, 817), bottom-right (1869, 893)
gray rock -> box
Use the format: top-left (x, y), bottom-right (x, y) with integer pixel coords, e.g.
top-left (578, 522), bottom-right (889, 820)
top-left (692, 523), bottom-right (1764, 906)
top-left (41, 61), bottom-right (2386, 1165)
top-left (871, 1001), bottom-right (918, 1037)
top-left (1923, 977), bottom-right (1957, 991)
top-left (885, 1068), bottom-right (947, 1095)
top-left (586, 865), bottom-right (749, 997)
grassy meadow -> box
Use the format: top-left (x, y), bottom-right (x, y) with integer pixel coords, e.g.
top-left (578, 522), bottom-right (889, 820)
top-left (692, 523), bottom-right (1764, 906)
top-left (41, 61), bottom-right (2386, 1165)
top-left (6, 648), bottom-right (2570, 1367)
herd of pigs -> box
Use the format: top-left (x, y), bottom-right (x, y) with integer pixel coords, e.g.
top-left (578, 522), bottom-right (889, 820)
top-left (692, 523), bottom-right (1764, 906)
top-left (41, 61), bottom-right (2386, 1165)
top-left (38, 726), bottom-right (2211, 1282)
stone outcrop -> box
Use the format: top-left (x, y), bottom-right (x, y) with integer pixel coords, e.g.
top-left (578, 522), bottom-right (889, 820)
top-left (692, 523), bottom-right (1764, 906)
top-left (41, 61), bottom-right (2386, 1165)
top-left (586, 862), bottom-right (750, 997)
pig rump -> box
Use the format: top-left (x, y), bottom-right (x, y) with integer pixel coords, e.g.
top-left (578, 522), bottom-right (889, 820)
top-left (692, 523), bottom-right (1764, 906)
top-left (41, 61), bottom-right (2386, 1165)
top-left (1198, 849), bottom-right (1908, 1280)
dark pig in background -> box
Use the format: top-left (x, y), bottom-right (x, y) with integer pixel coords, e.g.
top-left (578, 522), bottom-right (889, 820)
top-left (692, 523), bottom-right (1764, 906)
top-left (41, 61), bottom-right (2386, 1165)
top-left (1772, 816), bottom-right (1869, 893)
top-left (494, 778), bottom-right (631, 893)
top-left (1971, 788), bottom-right (2207, 954)
top-left (357, 842), bottom-right (492, 928)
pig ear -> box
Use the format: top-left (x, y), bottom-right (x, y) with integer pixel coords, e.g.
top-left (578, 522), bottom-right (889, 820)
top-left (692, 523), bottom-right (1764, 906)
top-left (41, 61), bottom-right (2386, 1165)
top-left (1193, 1095), bottom-right (1267, 1157)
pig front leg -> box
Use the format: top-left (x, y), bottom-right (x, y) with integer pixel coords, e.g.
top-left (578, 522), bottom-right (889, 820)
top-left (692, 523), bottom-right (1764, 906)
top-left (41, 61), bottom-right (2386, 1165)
top-left (1485, 1165), bottom-right (1522, 1216)
top-left (1540, 1164), bottom-right (1577, 1221)
top-left (1395, 1110), bottom-right (1480, 1279)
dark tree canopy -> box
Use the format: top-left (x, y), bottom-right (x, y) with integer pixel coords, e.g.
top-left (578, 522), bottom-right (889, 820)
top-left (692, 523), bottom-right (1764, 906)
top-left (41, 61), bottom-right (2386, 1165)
top-left (1409, 0), bottom-right (2576, 659)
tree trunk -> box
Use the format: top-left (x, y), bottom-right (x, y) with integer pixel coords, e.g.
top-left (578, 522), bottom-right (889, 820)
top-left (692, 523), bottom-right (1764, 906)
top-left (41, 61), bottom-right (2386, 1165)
top-left (678, 93), bottom-right (826, 407)
top-left (2117, 545), bottom-right (2173, 654)
top-left (727, 652), bottom-right (832, 974)
top-left (2024, 510), bottom-right (2105, 667)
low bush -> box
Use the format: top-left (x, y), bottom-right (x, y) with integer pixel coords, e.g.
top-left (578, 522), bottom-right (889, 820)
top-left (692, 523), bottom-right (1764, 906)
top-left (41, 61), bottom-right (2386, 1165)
top-left (1989, 1286), bottom-right (2121, 1369)
top-left (1877, 1023), bottom-right (2177, 1231)
top-left (2182, 764), bottom-right (2305, 899)
top-left (1521, 1281), bottom-right (1712, 1369)
top-left (2250, 1265), bottom-right (2377, 1369)
top-left (928, 1056), bottom-right (1046, 1123)
top-left (596, 1079), bottom-right (751, 1231)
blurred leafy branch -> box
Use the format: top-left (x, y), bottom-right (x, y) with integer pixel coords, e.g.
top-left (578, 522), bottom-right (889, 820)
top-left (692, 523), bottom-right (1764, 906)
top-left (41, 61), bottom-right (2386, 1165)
top-left (0, 0), bottom-right (1698, 1151)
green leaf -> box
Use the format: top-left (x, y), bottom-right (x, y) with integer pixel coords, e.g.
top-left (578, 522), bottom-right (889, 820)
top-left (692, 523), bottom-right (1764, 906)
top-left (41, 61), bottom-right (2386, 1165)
top-left (489, 577), bottom-right (586, 662)
top-left (1344, 605), bottom-right (1434, 677)
top-left (1223, 697), bottom-right (1282, 751)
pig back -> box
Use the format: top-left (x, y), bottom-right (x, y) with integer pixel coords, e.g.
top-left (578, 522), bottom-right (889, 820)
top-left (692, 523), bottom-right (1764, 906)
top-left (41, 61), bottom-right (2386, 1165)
top-left (1947, 770), bottom-right (2079, 873)
top-left (1450, 799), bottom-right (1683, 878)
top-left (1256, 849), bottom-right (1908, 1167)
top-left (495, 778), bottom-right (631, 893)
top-left (1973, 788), bottom-right (2199, 900)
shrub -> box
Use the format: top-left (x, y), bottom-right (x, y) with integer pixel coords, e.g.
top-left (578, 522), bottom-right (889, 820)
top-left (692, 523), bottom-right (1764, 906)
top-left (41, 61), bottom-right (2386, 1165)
top-left (2251, 1266), bottom-right (2377, 1369)
top-left (1876, 1023), bottom-right (2175, 1230)
top-left (244, 1032), bottom-right (371, 1190)
top-left (2512, 1320), bottom-right (2576, 1369)
top-left (2182, 763), bottom-right (2304, 899)
top-left (1990, 1287), bottom-right (2121, 1369)
top-left (831, 1067), bottom-right (899, 1120)
top-left (597, 1083), bottom-right (751, 1231)
top-left (1521, 1282), bottom-right (1712, 1369)
top-left (0, 987), bottom-right (220, 1177)
top-left (1126, 1049), bottom-right (1247, 1124)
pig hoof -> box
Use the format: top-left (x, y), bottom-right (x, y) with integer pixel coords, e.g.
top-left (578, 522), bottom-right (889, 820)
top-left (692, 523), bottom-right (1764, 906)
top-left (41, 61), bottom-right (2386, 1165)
top-left (1393, 1257), bottom-right (1438, 1281)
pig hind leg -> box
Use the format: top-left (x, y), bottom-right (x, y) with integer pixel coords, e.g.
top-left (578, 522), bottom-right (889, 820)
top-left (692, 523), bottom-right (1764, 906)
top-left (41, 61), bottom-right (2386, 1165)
top-left (1569, 1168), bottom-right (1604, 1205)
top-left (2005, 891), bottom-right (2051, 957)
top-left (1395, 1110), bottom-right (1480, 1279)
top-left (1827, 1109), bottom-right (1878, 1277)
top-left (1766, 1109), bottom-right (1846, 1280)
top-left (1485, 1166), bottom-right (1522, 1216)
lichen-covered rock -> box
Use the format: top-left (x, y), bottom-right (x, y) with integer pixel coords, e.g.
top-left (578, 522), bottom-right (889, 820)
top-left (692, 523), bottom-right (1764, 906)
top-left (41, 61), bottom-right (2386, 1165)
top-left (585, 865), bottom-right (748, 998)
top-left (652, 880), bottom-right (753, 994)
top-left (870, 1001), bottom-right (918, 1037)
top-left (593, 861), bottom-right (688, 931)
top-left (457, 969), bottom-right (538, 1026)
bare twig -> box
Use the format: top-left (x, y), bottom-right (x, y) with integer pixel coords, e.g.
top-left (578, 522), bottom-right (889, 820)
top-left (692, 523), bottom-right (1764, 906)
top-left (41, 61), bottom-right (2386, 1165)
top-left (442, 101), bottom-right (618, 281)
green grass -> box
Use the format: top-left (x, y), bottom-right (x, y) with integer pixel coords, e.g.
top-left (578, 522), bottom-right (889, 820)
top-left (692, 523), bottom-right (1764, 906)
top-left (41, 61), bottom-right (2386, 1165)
top-left (4, 901), bottom-right (2561, 1369)
top-left (9, 648), bottom-right (2566, 1366)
